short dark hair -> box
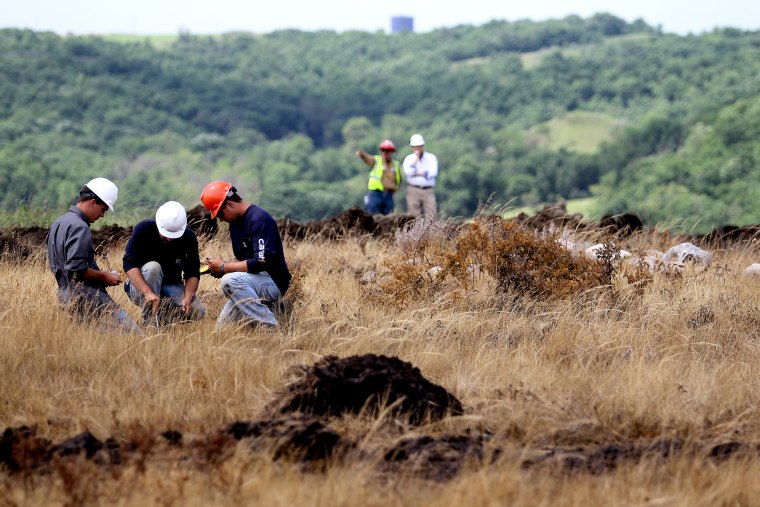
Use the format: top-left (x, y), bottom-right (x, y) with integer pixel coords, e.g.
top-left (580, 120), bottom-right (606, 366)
top-left (78, 185), bottom-right (105, 206)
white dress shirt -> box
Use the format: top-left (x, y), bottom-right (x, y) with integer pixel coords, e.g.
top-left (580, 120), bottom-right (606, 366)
top-left (403, 151), bottom-right (438, 188)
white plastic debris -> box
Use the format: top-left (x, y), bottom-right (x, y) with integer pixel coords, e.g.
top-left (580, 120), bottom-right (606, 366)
top-left (625, 251), bottom-right (663, 273)
top-left (584, 243), bottom-right (632, 261)
top-left (662, 242), bottom-right (712, 267)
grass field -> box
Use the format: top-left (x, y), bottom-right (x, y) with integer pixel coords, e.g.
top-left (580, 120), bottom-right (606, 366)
top-left (525, 111), bottom-right (625, 154)
top-left (520, 32), bottom-right (654, 70)
top-left (3, 218), bottom-right (760, 505)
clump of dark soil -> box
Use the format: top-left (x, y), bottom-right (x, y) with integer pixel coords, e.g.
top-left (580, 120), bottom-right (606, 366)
top-left (226, 416), bottom-right (346, 465)
top-left (266, 354), bottom-right (464, 425)
top-left (161, 430), bottom-right (183, 446)
top-left (521, 439), bottom-right (686, 473)
top-left (0, 426), bottom-right (126, 472)
top-left (277, 208), bottom-right (416, 241)
top-left (598, 213), bottom-right (645, 236)
top-left (695, 224), bottom-right (760, 247)
top-left (514, 204), bottom-right (587, 231)
top-left (3, 426), bottom-right (759, 481)
top-left (0, 426), bottom-right (52, 472)
top-left (382, 433), bottom-right (490, 481)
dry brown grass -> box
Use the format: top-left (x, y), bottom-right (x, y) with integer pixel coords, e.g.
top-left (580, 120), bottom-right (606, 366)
top-left (3, 224), bottom-right (760, 505)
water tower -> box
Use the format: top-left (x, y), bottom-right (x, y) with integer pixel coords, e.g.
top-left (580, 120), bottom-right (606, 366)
top-left (391, 16), bottom-right (414, 34)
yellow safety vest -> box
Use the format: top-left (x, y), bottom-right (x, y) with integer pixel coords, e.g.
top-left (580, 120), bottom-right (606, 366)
top-left (368, 155), bottom-right (401, 192)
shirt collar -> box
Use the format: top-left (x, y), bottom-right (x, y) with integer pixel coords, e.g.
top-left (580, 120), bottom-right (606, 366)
top-left (68, 205), bottom-right (91, 225)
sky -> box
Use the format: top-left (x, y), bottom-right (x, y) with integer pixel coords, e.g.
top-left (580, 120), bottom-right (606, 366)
top-left (1, 0), bottom-right (759, 36)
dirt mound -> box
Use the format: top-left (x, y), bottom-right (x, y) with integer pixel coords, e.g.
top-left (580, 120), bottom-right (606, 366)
top-left (0, 227), bottom-right (47, 259)
top-left (598, 213), bottom-right (644, 236)
top-left (265, 354), bottom-right (463, 425)
top-left (0, 234), bottom-right (34, 259)
top-left (695, 224), bottom-right (760, 246)
top-left (382, 433), bottom-right (489, 481)
top-left (226, 416), bottom-right (346, 465)
top-left (186, 204), bottom-right (218, 237)
top-left (513, 204), bottom-right (587, 231)
top-left (277, 208), bottom-right (416, 241)
top-left (91, 224), bottom-right (133, 250)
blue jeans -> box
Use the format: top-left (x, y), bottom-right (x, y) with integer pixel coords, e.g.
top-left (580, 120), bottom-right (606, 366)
top-left (125, 261), bottom-right (206, 324)
top-left (217, 272), bottom-right (281, 328)
top-left (365, 190), bottom-right (395, 215)
top-left (58, 283), bottom-right (140, 334)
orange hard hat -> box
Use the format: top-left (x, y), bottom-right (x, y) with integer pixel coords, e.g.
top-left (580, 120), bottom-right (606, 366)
top-left (200, 180), bottom-right (233, 219)
top-left (379, 139), bottom-right (396, 152)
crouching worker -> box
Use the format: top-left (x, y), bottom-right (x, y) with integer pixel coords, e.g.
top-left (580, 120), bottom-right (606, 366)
top-left (200, 181), bottom-right (291, 329)
top-left (46, 178), bottom-right (140, 333)
top-left (122, 201), bottom-right (206, 327)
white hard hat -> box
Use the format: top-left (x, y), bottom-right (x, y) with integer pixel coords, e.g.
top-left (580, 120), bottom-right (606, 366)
top-left (410, 134), bottom-right (425, 147)
top-left (155, 201), bottom-right (187, 239)
top-left (85, 178), bottom-right (118, 211)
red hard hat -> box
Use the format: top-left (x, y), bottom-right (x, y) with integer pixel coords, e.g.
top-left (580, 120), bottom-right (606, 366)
top-left (200, 180), bottom-right (233, 219)
top-left (379, 139), bottom-right (396, 152)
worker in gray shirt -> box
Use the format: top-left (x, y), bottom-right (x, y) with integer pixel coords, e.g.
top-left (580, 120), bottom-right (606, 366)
top-left (46, 178), bottom-right (139, 333)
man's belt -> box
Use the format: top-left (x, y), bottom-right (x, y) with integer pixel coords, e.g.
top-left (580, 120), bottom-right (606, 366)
top-left (409, 184), bottom-right (433, 190)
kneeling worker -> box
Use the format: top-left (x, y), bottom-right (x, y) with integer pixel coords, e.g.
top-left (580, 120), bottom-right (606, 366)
top-left (122, 201), bottom-right (206, 326)
top-left (47, 177), bottom-right (140, 333)
top-left (200, 181), bottom-right (291, 328)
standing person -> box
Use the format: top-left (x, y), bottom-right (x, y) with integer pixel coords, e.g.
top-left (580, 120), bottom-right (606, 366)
top-left (46, 178), bottom-right (139, 333)
top-left (356, 139), bottom-right (402, 215)
top-left (122, 201), bottom-right (206, 327)
top-left (403, 133), bottom-right (438, 218)
top-left (200, 181), bottom-right (291, 329)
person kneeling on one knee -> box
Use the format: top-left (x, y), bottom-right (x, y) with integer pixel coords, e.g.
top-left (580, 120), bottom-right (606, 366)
top-left (123, 201), bottom-right (206, 326)
top-left (200, 181), bottom-right (291, 329)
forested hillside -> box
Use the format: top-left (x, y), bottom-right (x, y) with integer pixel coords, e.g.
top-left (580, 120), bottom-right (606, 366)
top-left (2, 14), bottom-right (760, 229)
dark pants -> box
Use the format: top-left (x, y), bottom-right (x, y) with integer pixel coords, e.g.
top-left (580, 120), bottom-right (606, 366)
top-left (365, 190), bottom-right (395, 215)
top-left (57, 283), bottom-right (140, 333)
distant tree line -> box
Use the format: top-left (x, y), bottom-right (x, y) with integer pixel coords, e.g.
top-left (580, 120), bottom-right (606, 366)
top-left (1, 17), bottom-right (760, 230)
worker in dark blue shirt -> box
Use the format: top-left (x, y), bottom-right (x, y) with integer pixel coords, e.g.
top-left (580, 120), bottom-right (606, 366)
top-left (47, 178), bottom-right (140, 333)
top-left (200, 181), bottom-right (291, 328)
top-left (122, 201), bottom-right (205, 327)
